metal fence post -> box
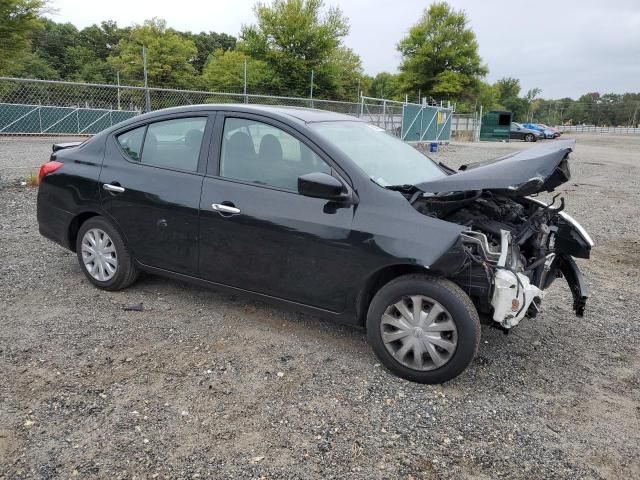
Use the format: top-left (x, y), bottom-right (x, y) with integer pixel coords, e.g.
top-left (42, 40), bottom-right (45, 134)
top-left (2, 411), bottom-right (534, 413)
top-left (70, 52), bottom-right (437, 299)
top-left (117, 72), bottom-right (121, 110)
top-left (142, 46), bottom-right (151, 112)
top-left (243, 58), bottom-right (248, 104)
top-left (382, 100), bottom-right (387, 130)
top-left (37, 105), bottom-right (42, 133)
top-left (309, 70), bottom-right (314, 109)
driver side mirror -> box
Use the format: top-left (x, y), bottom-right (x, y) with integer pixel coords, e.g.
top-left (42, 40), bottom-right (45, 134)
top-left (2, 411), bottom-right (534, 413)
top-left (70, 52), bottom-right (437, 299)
top-left (298, 172), bottom-right (349, 201)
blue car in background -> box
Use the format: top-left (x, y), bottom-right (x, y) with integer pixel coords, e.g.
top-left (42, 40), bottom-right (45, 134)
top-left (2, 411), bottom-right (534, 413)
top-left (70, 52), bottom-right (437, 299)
top-left (523, 123), bottom-right (558, 139)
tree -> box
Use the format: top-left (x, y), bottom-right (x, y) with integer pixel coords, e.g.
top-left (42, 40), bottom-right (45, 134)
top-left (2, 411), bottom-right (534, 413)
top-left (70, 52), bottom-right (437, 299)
top-left (474, 81), bottom-right (500, 113)
top-left (30, 19), bottom-right (80, 78)
top-left (180, 31), bottom-right (236, 73)
top-left (109, 18), bottom-right (198, 88)
top-left (316, 46), bottom-right (364, 100)
top-left (239, 0), bottom-right (351, 98)
top-left (78, 21), bottom-right (129, 62)
top-left (494, 77), bottom-right (526, 120)
top-left (201, 49), bottom-right (280, 93)
top-left (397, 2), bottom-right (487, 102)
top-left (522, 87), bottom-right (541, 121)
top-left (0, 0), bottom-right (46, 75)
top-left (368, 72), bottom-right (403, 101)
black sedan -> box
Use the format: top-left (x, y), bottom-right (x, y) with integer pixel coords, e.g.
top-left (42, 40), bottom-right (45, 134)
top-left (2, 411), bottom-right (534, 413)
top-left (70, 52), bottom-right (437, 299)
top-left (510, 122), bottom-right (541, 142)
top-left (37, 105), bottom-right (592, 384)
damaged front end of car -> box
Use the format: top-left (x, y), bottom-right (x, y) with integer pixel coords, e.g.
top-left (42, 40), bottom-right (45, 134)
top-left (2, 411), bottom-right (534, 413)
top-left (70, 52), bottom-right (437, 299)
top-left (412, 140), bottom-right (593, 330)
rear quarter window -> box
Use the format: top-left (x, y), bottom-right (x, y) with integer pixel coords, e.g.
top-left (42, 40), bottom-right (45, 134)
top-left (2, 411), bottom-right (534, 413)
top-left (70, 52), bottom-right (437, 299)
top-left (116, 126), bottom-right (146, 161)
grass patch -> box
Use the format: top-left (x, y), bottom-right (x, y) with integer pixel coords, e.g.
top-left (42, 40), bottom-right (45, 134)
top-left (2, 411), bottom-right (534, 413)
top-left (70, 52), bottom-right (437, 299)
top-left (25, 170), bottom-right (39, 187)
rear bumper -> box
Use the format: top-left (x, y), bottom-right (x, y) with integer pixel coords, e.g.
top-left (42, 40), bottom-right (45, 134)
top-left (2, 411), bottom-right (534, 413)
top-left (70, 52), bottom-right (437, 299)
top-left (37, 197), bottom-right (73, 250)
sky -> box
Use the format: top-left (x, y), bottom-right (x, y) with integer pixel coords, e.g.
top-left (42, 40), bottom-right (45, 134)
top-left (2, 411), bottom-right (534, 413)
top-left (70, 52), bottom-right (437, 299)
top-left (44, 0), bottom-right (640, 99)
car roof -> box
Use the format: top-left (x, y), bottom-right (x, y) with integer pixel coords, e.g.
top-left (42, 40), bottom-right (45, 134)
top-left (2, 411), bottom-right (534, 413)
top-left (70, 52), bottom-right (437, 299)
top-left (129, 104), bottom-right (361, 125)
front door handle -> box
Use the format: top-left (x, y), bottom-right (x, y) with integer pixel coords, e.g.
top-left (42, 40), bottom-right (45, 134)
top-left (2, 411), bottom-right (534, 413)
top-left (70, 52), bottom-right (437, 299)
top-left (103, 183), bottom-right (125, 193)
top-left (211, 203), bottom-right (241, 215)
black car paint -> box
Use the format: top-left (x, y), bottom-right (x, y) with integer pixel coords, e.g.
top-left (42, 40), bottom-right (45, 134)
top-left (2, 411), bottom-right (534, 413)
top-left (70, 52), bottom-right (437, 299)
top-left (510, 123), bottom-right (539, 141)
top-left (38, 105), bottom-right (468, 325)
top-left (415, 139), bottom-right (575, 195)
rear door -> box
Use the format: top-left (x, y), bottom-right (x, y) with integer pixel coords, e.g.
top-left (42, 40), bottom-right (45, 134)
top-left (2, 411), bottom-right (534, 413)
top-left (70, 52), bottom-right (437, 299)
top-left (100, 112), bottom-right (214, 274)
top-left (198, 113), bottom-right (355, 312)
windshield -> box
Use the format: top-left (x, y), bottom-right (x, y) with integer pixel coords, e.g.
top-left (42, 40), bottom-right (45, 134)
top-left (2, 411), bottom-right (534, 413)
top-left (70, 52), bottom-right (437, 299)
top-left (310, 121), bottom-right (445, 187)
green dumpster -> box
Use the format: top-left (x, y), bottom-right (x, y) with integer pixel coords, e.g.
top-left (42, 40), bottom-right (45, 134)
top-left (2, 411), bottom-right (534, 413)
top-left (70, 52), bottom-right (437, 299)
top-left (479, 110), bottom-right (511, 142)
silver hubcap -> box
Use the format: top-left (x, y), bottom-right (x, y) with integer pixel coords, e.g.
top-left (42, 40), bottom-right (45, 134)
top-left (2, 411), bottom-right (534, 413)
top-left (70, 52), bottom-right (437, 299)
top-left (81, 228), bottom-right (118, 281)
top-left (381, 295), bottom-right (458, 371)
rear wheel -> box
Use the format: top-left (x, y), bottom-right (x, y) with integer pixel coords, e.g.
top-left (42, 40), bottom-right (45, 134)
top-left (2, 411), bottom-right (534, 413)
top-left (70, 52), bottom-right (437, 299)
top-left (76, 216), bottom-right (139, 290)
top-left (366, 274), bottom-right (481, 384)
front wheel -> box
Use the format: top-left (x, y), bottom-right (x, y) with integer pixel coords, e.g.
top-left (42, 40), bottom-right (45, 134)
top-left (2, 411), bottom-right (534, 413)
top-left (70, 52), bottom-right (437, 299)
top-left (525, 133), bottom-right (535, 142)
top-left (366, 274), bottom-right (481, 384)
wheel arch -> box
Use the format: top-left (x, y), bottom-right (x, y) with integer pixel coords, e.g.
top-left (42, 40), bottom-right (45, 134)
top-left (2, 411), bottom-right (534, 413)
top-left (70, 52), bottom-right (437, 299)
top-left (67, 207), bottom-right (134, 254)
top-left (67, 211), bottom-right (101, 252)
top-left (355, 263), bottom-right (431, 327)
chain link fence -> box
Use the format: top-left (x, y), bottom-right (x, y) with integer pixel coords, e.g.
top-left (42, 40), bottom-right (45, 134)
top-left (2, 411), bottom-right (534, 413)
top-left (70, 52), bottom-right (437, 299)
top-left (451, 113), bottom-right (479, 141)
top-left (0, 77), bottom-right (412, 136)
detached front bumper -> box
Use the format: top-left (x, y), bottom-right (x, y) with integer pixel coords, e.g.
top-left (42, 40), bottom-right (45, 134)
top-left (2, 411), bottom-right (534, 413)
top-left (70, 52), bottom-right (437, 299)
top-left (555, 254), bottom-right (589, 317)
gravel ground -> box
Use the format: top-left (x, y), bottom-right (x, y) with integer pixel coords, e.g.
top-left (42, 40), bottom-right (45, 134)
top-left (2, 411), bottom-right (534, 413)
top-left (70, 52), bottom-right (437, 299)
top-left (1, 134), bottom-right (639, 479)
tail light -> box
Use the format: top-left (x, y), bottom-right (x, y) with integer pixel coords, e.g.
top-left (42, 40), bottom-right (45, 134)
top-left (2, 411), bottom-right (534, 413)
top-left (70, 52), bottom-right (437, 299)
top-left (38, 161), bottom-right (64, 184)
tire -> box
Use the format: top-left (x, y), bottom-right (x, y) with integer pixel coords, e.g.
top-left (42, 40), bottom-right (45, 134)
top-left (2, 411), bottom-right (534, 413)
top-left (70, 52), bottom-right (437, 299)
top-left (366, 274), bottom-right (480, 384)
top-left (76, 216), bottom-right (139, 291)
top-left (524, 133), bottom-right (534, 142)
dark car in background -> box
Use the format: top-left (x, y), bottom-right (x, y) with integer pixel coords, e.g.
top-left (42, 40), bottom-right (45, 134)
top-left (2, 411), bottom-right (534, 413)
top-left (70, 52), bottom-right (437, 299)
top-left (37, 105), bottom-right (592, 384)
top-left (510, 122), bottom-right (541, 142)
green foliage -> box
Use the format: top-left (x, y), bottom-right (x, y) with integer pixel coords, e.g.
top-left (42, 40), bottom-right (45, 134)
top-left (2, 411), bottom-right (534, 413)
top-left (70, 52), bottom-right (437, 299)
top-left (201, 49), bottom-right (280, 93)
top-left (180, 31), bottom-right (237, 73)
top-left (0, 0), bottom-right (45, 74)
top-left (368, 72), bottom-right (403, 101)
top-left (6, 50), bottom-right (59, 79)
top-left (397, 2), bottom-right (487, 102)
top-left (316, 46), bottom-right (363, 100)
top-left (109, 18), bottom-right (198, 88)
top-left (494, 77), bottom-right (526, 120)
top-left (239, 0), bottom-right (357, 99)
top-left (30, 19), bottom-right (79, 78)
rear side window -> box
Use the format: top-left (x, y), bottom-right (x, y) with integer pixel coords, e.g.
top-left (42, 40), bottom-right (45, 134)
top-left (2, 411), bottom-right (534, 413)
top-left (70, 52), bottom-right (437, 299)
top-left (116, 117), bottom-right (207, 172)
top-left (117, 126), bottom-right (145, 161)
top-left (142, 117), bottom-right (207, 172)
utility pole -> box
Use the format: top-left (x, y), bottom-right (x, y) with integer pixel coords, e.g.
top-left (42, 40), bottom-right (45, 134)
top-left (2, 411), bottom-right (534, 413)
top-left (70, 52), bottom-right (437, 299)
top-left (309, 70), bottom-right (314, 108)
top-left (142, 46), bottom-right (151, 112)
top-left (356, 77), bottom-right (360, 102)
top-left (243, 58), bottom-right (248, 103)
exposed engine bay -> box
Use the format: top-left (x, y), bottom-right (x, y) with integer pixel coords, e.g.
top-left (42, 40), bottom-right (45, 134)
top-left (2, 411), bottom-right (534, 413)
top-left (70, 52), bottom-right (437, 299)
top-left (396, 140), bottom-right (593, 330)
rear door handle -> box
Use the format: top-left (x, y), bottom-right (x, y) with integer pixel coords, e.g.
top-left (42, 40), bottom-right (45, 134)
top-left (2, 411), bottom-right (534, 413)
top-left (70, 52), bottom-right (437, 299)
top-left (103, 183), bottom-right (125, 193)
top-left (211, 203), bottom-right (240, 215)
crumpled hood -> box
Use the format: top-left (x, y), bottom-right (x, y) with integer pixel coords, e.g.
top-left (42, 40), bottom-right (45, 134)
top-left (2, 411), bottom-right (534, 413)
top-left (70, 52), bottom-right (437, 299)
top-left (416, 139), bottom-right (576, 195)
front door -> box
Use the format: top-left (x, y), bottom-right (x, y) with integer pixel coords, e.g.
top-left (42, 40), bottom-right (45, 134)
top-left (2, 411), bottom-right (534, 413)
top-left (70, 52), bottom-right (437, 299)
top-left (100, 114), bottom-right (213, 274)
top-left (198, 114), bottom-right (355, 312)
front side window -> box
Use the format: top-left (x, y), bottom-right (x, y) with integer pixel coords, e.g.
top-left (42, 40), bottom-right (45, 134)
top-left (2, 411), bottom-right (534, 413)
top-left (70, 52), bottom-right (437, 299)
top-left (142, 117), bottom-right (207, 171)
top-left (220, 117), bottom-right (330, 190)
